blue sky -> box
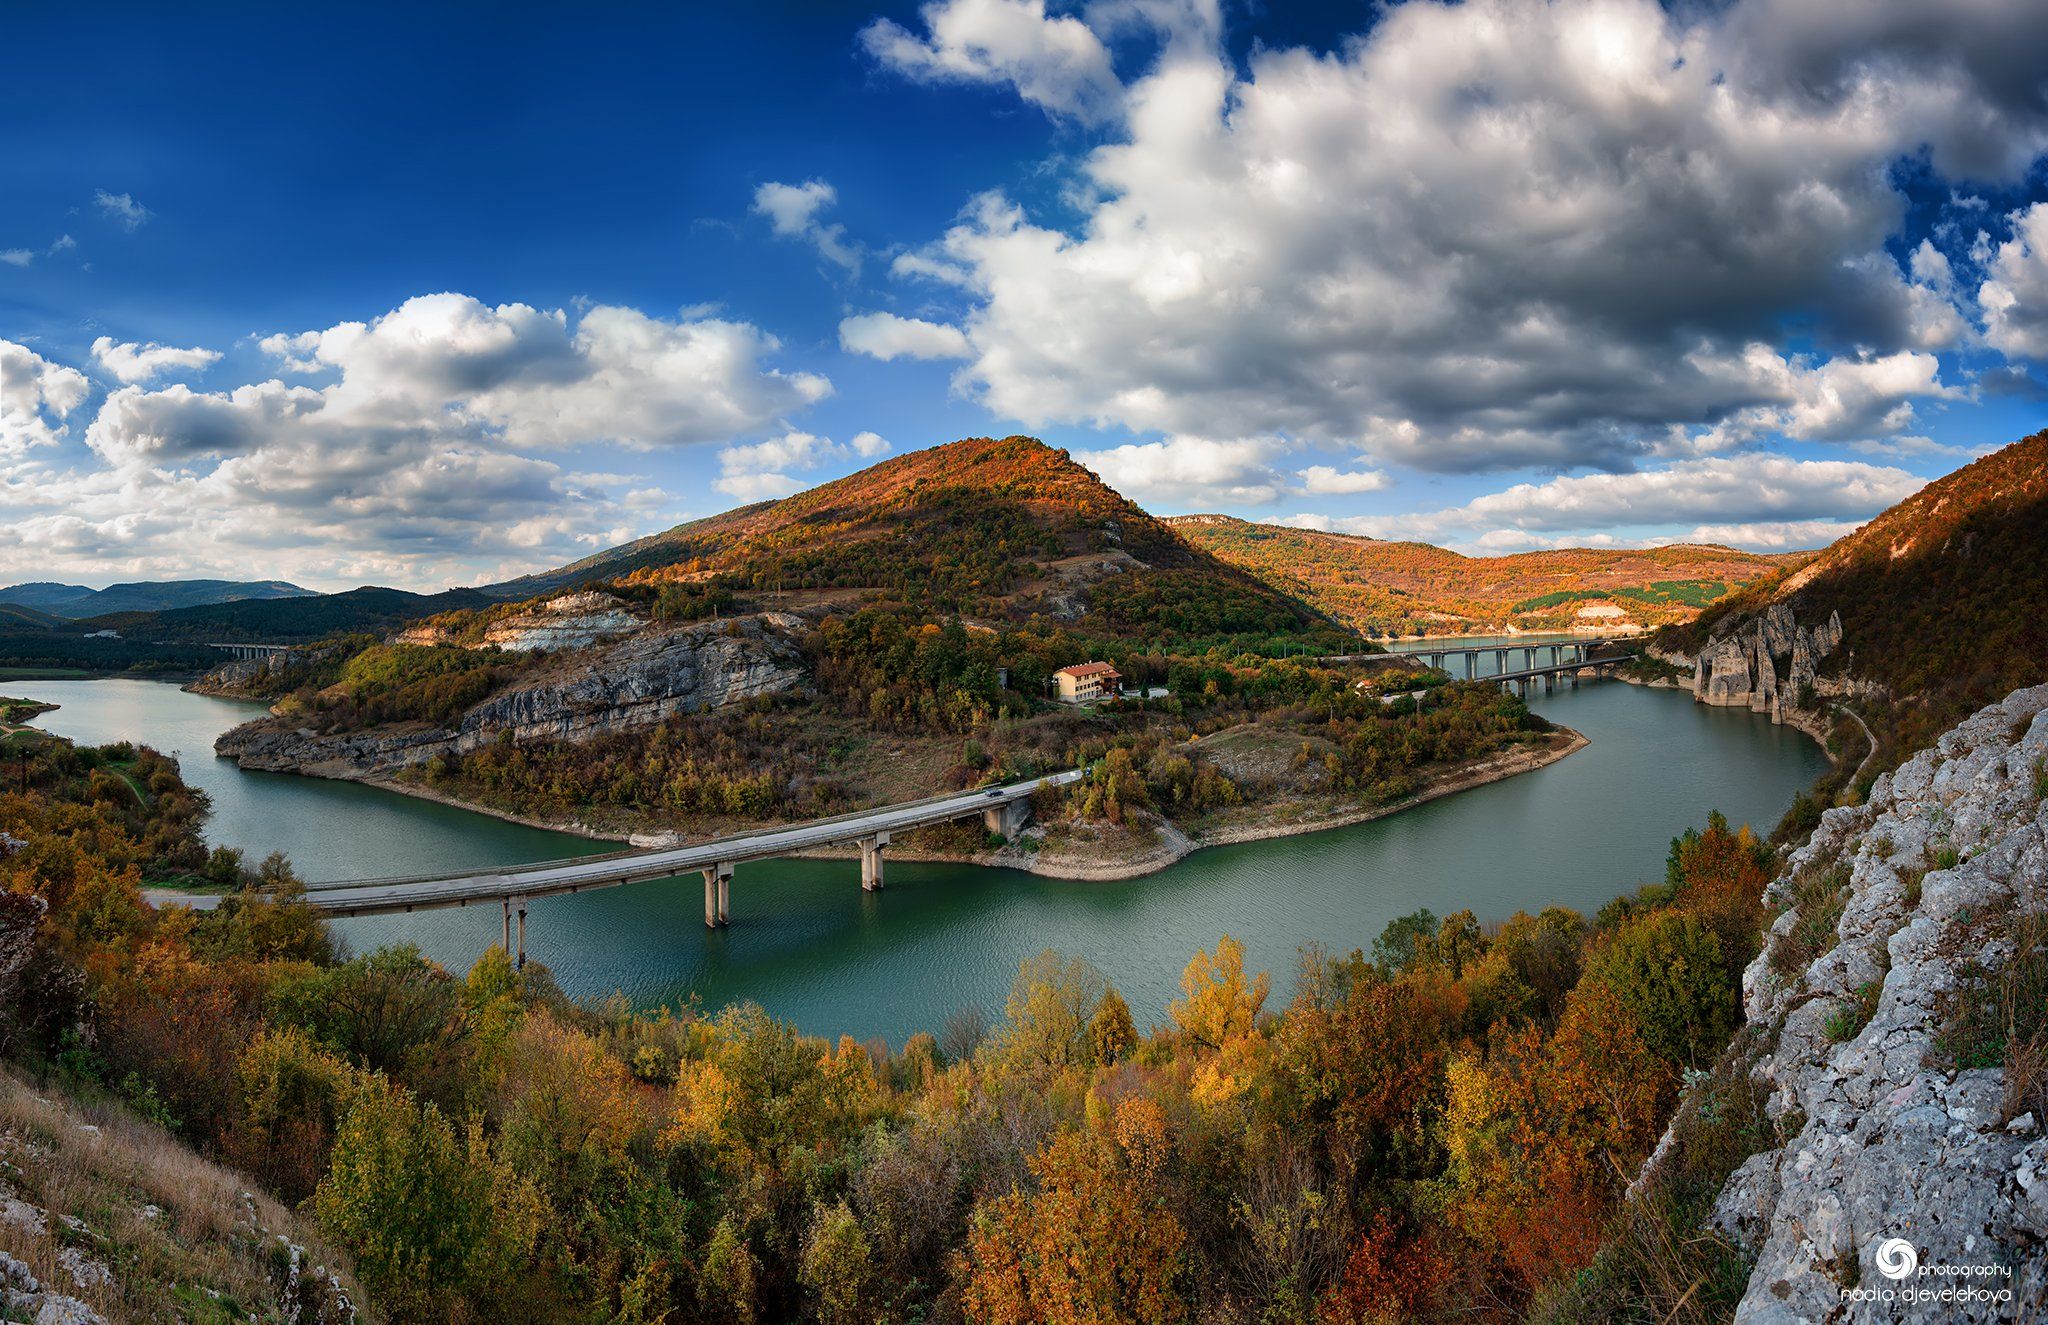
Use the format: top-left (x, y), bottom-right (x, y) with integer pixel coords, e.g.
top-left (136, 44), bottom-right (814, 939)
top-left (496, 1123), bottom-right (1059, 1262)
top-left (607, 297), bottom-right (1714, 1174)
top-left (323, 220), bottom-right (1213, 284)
top-left (3, 0), bottom-right (2046, 590)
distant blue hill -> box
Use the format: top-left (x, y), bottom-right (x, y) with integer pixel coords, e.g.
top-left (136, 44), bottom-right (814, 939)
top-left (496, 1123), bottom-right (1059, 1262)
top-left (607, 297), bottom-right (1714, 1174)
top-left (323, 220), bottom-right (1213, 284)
top-left (0, 579), bottom-right (317, 618)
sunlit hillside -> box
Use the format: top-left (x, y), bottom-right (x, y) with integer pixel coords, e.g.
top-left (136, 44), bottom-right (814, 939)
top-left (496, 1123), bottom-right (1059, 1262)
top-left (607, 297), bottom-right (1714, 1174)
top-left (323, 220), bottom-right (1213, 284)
top-left (1167, 515), bottom-right (1804, 637)
top-left (1663, 429), bottom-right (2048, 759)
top-left (489, 435), bottom-right (1354, 650)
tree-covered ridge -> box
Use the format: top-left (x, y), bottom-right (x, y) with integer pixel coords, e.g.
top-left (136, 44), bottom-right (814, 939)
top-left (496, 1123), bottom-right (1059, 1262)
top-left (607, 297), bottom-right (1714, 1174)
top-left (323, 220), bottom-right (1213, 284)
top-left (1169, 515), bottom-right (1800, 637)
top-left (1, 724), bottom-right (1777, 1323)
top-left (1662, 429), bottom-right (2048, 765)
top-left (391, 607), bottom-right (1534, 839)
top-left (485, 436), bottom-right (1345, 646)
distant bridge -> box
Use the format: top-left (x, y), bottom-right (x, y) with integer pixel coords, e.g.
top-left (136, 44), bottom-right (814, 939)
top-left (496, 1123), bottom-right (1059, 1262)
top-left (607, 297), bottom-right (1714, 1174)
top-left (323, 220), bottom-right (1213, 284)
top-left (204, 642), bottom-right (294, 661)
top-left (148, 770), bottom-right (1083, 965)
top-left (1317, 637), bottom-right (1640, 702)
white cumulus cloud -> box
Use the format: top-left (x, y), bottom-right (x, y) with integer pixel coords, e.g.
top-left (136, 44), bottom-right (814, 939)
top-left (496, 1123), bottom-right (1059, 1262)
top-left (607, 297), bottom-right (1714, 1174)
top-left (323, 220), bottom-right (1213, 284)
top-left (714, 428), bottom-right (892, 501)
top-left (1, 340), bottom-right (91, 457)
top-left (753, 179), bottom-right (860, 274)
top-left (0, 294), bottom-right (835, 589)
top-left (839, 312), bottom-right (972, 361)
top-left (90, 336), bottom-right (223, 384)
top-left (1301, 455), bottom-right (1925, 545)
top-left (875, 0), bottom-right (2048, 473)
top-left (1981, 203), bottom-right (2048, 361)
top-left (1075, 435), bottom-right (1289, 507)
top-left (861, 0), bottom-right (1126, 125)
top-left (1298, 465), bottom-right (1389, 496)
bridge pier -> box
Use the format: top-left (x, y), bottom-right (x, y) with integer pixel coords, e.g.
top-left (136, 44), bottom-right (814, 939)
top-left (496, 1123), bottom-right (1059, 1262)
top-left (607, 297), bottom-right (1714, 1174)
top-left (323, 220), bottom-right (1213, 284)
top-left (517, 905), bottom-right (527, 970)
top-left (502, 897), bottom-right (512, 955)
top-left (859, 832), bottom-right (890, 892)
top-left (703, 863), bottom-right (732, 928)
top-left (982, 797), bottom-right (1032, 839)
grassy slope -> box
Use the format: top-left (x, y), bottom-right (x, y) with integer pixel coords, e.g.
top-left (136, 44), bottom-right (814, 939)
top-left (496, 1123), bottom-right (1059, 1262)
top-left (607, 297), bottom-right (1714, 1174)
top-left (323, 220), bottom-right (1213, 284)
top-left (1170, 515), bottom-right (1802, 636)
top-left (0, 1065), bottom-right (366, 1322)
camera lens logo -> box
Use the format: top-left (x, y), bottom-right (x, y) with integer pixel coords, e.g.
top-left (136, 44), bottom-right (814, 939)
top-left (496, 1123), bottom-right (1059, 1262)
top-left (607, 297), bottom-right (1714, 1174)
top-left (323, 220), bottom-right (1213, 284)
top-left (1876, 1238), bottom-right (1919, 1281)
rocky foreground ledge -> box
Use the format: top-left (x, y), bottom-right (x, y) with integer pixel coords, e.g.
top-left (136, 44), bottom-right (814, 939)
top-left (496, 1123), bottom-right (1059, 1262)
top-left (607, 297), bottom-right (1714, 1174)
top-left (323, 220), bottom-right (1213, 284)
top-left (1680, 684), bottom-right (2048, 1321)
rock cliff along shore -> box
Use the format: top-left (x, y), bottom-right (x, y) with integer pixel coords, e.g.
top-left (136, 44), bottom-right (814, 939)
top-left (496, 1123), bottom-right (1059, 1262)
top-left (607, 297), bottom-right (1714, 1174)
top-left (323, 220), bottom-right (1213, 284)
top-left (1640, 684), bottom-right (2048, 1321)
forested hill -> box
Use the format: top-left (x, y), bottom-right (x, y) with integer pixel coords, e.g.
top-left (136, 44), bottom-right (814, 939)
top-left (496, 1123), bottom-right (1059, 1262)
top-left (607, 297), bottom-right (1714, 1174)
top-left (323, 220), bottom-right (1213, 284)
top-left (1168, 515), bottom-right (1798, 636)
top-left (0, 577), bottom-right (314, 617)
top-left (487, 435), bottom-right (1353, 650)
top-left (89, 585), bottom-right (496, 643)
top-left (1661, 429), bottom-right (2048, 756)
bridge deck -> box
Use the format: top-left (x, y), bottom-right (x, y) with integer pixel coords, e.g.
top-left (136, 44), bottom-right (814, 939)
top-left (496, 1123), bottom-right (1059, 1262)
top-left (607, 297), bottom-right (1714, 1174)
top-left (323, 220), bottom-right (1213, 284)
top-left (1480, 655), bottom-right (1632, 683)
top-left (149, 770), bottom-right (1083, 918)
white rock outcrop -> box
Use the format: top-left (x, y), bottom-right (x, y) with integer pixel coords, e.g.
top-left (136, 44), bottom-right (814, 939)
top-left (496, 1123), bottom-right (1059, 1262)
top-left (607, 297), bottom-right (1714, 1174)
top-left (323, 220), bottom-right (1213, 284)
top-left (217, 612), bottom-right (807, 776)
top-left (1706, 684), bottom-right (2048, 1321)
top-left (478, 591), bottom-right (644, 652)
top-left (1689, 607), bottom-right (1841, 722)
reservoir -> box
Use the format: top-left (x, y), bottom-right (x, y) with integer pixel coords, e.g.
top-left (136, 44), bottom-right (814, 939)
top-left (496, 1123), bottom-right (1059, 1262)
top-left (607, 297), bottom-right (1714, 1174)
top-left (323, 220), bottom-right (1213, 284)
top-left (9, 674), bottom-right (1824, 1044)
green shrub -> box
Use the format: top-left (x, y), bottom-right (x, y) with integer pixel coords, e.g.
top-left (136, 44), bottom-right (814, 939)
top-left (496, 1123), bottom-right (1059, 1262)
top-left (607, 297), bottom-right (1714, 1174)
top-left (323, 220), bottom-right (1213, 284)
top-left (1582, 910), bottom-right (1738, 1068)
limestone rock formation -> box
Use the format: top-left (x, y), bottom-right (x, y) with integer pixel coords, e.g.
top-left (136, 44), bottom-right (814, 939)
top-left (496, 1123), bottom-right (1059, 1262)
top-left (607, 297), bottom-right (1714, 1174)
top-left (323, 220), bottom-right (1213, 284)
top-left (217, 613), bottom-right (806, 776)
top-left (460, 613), bottom-right (800, 741)
top-left (479, 590), bottom-right (643, 652)
top-left (394, 590), bottom-right (644, 653)
top-left (1789, 627), bottom-right (1818, 696)
top-left (1701, 633), bottom-right (1757, 706)
top-left (1690, 607), bottom-right (1843, 724)
top-left (1762, 602), bottom-right (1798, 658)
top-left (1750, 629), bottom-right (1779, 719)
top-left (1695, 685), bottom-right (2048, 1321)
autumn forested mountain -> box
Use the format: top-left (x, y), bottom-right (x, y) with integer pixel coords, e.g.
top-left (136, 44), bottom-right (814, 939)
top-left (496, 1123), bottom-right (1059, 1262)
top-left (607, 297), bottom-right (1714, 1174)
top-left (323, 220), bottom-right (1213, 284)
top-left (1168, 515), bottom-right (1800, 637)
top-left (1662, 430), bottom-right (2048, 759)
top-left (487, 435), bottom-right (1346, 648)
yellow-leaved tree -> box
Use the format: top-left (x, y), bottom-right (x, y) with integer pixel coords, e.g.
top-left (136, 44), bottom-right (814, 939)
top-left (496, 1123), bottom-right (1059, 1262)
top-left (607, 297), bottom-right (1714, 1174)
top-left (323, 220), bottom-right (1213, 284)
top-left (961, 1098), bottom-right (1189, 1325)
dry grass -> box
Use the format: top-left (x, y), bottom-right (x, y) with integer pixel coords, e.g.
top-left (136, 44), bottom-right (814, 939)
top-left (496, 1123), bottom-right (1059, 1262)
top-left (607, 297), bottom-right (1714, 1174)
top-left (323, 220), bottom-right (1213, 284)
top-left (1937, 910), bottom-right (2048, 1125)
top-left (0, 1065), bottom-right (369, 1323)
top-left (1770, 863), bottom-right (1852, 978)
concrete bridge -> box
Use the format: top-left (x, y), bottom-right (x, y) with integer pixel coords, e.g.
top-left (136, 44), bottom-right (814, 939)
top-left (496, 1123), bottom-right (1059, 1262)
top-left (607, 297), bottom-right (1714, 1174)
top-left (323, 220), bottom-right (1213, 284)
top-left (1397, 637), bottom-right (1641, 676)
top-left (149, 769), bottom-right (1081, 965)
top-left (1474, 650), bottom-right (1636, 696)
top-left (1321, 637), bottom-right (1639, 693)
top-left (205, 642), bottom-right (294, 660)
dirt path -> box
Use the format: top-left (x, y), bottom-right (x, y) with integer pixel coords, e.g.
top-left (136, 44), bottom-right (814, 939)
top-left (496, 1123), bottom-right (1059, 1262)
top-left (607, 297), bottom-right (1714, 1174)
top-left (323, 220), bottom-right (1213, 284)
top-left (1834, 702), bottom-right (1880, 786)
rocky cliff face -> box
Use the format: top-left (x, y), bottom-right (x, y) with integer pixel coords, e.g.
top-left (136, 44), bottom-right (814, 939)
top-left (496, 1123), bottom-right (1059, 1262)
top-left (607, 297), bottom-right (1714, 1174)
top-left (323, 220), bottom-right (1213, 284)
top-left (397, 590), bottom-right (645, 653)
top-left (217, 613), bottom-right (806, 776)
top-left (1687, 684), bottom-right (2048, 1320)
top-left (1686, 605), bottom-right (1843, 723)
